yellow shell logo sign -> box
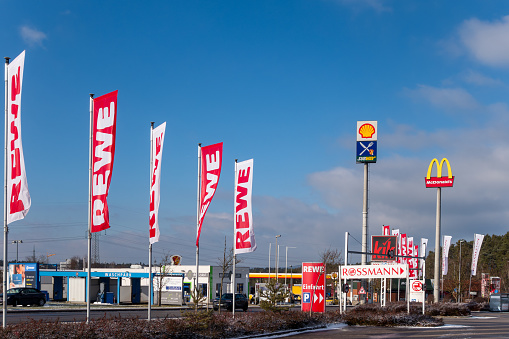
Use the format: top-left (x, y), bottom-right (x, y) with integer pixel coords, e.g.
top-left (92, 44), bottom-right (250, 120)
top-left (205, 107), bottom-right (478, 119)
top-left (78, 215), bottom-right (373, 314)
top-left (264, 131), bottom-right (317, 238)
top-left (359, 123), bottom-right (375, 138)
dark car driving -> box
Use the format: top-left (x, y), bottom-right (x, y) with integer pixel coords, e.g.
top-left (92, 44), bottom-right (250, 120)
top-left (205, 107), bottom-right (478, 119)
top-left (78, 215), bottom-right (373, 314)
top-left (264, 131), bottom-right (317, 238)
top-left (213, 293), bottom-right (248, 311)
top-left (0, 288), bottom-right (46, 306)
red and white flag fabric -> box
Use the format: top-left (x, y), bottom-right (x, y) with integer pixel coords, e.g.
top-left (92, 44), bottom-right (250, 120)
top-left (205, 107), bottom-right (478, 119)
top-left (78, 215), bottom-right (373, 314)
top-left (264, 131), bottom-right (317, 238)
top-left (91, 90), bottom-right (118, 233)
top-left (408, 237), bottom-right (414, 278)
top-left (196, 142), bottom-right (223, 246)
top-left (442, 235), bottom-right (452, 275)
top-left (400, 233), bottom-right (407, 265)
top-left (391, 229), bottom-right (400, 262)
top-left (6, 50), bottom-right (31, 224)
top-left (234, 159), bottom-right (256, 254)
top-left (149, 122), bottom-right (166, 244)
top-left (383, 225), bottom-right (390, 236)
top-left (419, 238), bottom-right (428, 277)
top-left (471, 233), bottom-right (485, 276)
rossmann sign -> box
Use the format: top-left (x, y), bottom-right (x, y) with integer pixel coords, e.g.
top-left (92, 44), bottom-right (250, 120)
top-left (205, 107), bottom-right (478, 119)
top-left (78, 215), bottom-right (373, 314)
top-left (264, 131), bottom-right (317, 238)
top-left (341, 264), bottom-right (408, 279)
top-left (425, 158), bottom-right (454, 188)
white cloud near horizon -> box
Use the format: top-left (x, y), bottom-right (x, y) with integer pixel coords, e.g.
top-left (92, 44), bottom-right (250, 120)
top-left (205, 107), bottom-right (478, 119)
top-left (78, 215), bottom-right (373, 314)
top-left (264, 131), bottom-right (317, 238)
top-left (458, 16), bottom-right (509, 67)
top-left (404, 85), bottom-right (479, 112)
top-left (20, 26), bottom-right (47, 47)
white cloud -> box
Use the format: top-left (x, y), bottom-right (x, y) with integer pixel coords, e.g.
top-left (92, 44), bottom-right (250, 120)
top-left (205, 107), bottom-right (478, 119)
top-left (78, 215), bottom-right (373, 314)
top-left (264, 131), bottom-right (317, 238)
top-left (458, 16), bottom-right (509, 67)
top-left (404, 85), bottom-right (479, 111)
top-left (308, 120), bottom-right (509, 255)
top-left (461, 70), bottom-right (503, 87)
top-left (20, 26), bottom-right (47, 47)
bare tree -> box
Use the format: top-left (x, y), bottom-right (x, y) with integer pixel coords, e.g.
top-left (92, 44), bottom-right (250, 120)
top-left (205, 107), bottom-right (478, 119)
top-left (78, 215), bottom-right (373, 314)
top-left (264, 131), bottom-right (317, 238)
top-left (319, 247), bottom-right (343, 304)
top-left (154, 252), bottom-right (173, 306)
top-left (216, 237), bottom-right (243, 314)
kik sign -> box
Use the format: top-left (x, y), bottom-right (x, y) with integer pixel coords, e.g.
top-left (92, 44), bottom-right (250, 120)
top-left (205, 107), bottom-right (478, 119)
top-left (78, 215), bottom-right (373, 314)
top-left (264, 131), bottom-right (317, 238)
top-left (371, 235), bottom-right (397, 262)
top-left (301, 262), bottom-right (326, 313)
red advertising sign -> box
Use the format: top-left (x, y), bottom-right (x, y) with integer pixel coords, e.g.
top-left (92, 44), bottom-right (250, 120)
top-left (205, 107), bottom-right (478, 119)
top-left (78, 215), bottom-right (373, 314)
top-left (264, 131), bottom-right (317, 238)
top-left (91, 90), bottom-right (118, 233)
top-left (196, 142), bottom-right (223, 246)
top-left (371, 235), bottom-right (397, 262)
top-left (301, 262), bottom-right (326, 313)
top-left (425, 158), bottom-right (454, 188)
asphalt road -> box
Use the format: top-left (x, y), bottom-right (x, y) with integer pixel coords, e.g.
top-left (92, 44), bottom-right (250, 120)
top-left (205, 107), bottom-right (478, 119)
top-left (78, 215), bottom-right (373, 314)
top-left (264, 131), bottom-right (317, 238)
top-left (290, 312), bottom-right (509, 338)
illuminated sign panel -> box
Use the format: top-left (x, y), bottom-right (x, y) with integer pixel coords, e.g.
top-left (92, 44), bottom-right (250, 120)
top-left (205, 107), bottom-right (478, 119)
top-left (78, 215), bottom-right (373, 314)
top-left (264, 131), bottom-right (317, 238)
top-left (425, 158), bottom-right (454, 188)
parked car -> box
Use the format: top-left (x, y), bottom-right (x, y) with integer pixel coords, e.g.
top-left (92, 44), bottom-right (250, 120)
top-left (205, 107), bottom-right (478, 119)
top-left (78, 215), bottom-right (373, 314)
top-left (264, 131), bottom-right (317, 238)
top-left (213, 293), bottom-right (248, 311)
top-left (0, 288), bottom-right (46, 306)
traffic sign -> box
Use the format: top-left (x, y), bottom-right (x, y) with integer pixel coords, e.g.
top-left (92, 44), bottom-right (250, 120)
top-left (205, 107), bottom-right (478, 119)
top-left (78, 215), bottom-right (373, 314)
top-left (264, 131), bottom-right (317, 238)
top-left (303, 292), bottom-right (310, 303)
top-left (411, 280), bottom-right (422, 292)
top-left (358, 286), bottom-right (366, 295)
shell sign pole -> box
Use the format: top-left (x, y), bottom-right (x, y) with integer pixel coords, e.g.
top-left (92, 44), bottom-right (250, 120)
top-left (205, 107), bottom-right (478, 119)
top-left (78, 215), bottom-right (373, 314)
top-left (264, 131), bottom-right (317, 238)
top-left (356, 121), bottom-right (377, 281)
top-left (301, 262), bottom-right (326, 313)
top-left (425, 158), bottom-right (454, 303)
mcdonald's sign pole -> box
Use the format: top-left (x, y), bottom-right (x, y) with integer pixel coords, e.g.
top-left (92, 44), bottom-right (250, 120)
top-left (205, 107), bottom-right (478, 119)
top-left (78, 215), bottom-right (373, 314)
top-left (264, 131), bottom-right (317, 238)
top-left (425, 158), bottom-right (454, 303)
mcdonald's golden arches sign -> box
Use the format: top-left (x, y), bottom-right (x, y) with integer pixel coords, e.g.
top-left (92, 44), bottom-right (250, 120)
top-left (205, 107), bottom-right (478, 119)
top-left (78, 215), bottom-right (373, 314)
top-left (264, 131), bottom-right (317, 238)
top-left (425, 158), bottom-right (454, 188)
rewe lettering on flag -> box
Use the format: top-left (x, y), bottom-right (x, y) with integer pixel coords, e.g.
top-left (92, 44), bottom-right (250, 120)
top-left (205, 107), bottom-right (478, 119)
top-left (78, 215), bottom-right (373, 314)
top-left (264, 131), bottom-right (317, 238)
top-left (234, 159), bottom-right (256, 254)
top-left (7, 50), bottom-right (31, 224)
top-left (196, 142), bottom-right (223, 246)
top-left (149, 122), bottom-right (166, 244)
top-left (91, 90), bottom-right (118, 233)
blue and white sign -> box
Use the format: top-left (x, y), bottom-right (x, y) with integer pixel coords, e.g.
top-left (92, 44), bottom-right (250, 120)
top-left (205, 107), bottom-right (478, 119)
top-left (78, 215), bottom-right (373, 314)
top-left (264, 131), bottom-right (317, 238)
top-left (356, 141), bottom-right (377, 163)
top-left (303, 292), bottom-right (311, 303)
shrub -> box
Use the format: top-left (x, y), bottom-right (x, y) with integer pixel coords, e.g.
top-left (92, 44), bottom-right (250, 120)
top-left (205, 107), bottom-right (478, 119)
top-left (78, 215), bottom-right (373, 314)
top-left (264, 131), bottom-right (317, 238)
top-left (343, 303), bottom-right (443, 327)
top-left (426, 302), bottom-right (471, 316)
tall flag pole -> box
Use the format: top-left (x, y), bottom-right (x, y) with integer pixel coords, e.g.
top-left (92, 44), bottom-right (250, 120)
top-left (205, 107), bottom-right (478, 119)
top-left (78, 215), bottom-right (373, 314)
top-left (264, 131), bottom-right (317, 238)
top-left (4, 51), bottom-right (30, 328)
top-left (148, 122), bottom-right (154, 321)
top-left (233, 158), bottom-right (255, 317)
top-left (195, 143), bottom-right (201, 309)
top-left (87, 90), bottom-right (117, 323)
top-left (232, 159), bottom-right (238, 317)
top-left (86, 94), bottom-right (93, 323)
top-left (3, 54), bottom-right (9, 330)
top-left (195, 142), bottom-right (223, 306)
top-left (148, 121), bottom-right (166, 320)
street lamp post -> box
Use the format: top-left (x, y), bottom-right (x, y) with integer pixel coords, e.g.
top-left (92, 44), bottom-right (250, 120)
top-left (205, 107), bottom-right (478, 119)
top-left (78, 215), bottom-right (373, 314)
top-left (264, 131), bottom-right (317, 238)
top-left (275, 235), bottom-right (281, 282)
top-left (285, 246), bottom-right (296, 291)
top-left (459, 240), bottom-right (464, 303)
top-left (11, 240), bottom-right (22, 263)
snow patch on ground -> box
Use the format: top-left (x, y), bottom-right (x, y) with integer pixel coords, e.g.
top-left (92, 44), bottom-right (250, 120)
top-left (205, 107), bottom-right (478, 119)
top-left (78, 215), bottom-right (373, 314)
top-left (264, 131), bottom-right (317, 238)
top-left (254, 323), bottom-right (348, 338)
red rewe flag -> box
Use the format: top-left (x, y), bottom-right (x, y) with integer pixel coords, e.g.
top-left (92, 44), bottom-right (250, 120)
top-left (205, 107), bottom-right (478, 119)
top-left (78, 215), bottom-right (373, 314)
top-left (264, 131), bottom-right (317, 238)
top-left (196, 142), bottom-right (223, 246)
top-left (91, 90), bottom-right (117, 233)
top-left (7, 51), bottom-right (31, 224)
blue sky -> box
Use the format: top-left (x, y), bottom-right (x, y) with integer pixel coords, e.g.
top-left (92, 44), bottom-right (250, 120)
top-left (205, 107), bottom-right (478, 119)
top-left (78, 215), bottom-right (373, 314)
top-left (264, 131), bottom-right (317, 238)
top-left (2, 1), bottom-right (509, 269)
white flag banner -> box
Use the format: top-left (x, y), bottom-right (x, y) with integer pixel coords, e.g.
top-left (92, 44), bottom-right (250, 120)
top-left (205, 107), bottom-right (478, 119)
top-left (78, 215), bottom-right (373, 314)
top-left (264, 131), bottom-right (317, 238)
top-left (419, 238), bottom-right (428, 278)
top-left (6, 50), bottom-right (31, 224)
top-left (234, 159), bottom-right (256, 254)
top-left (471, 233), bottom-right (485, 276)
top-left (442, 235), bottom-right (452, 275)
top-left (391, 229), bottom-right (400, 262)
top-left (149, 122), bottom-right (166, 244)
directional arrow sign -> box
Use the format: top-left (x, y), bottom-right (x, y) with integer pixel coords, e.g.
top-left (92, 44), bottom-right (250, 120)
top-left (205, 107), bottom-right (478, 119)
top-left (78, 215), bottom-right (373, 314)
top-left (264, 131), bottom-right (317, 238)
top-left (314, 292), bottom-right (323, 304)
top-left (301, 262), bottom-right (326, 313)
top-left (340, 264), bottom-right (408, 279)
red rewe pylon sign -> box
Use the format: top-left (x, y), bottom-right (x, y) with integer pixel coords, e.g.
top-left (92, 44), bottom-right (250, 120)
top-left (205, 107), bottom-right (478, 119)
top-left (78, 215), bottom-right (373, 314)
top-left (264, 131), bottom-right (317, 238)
top-left (301, 262), bottom-right (326, 313)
